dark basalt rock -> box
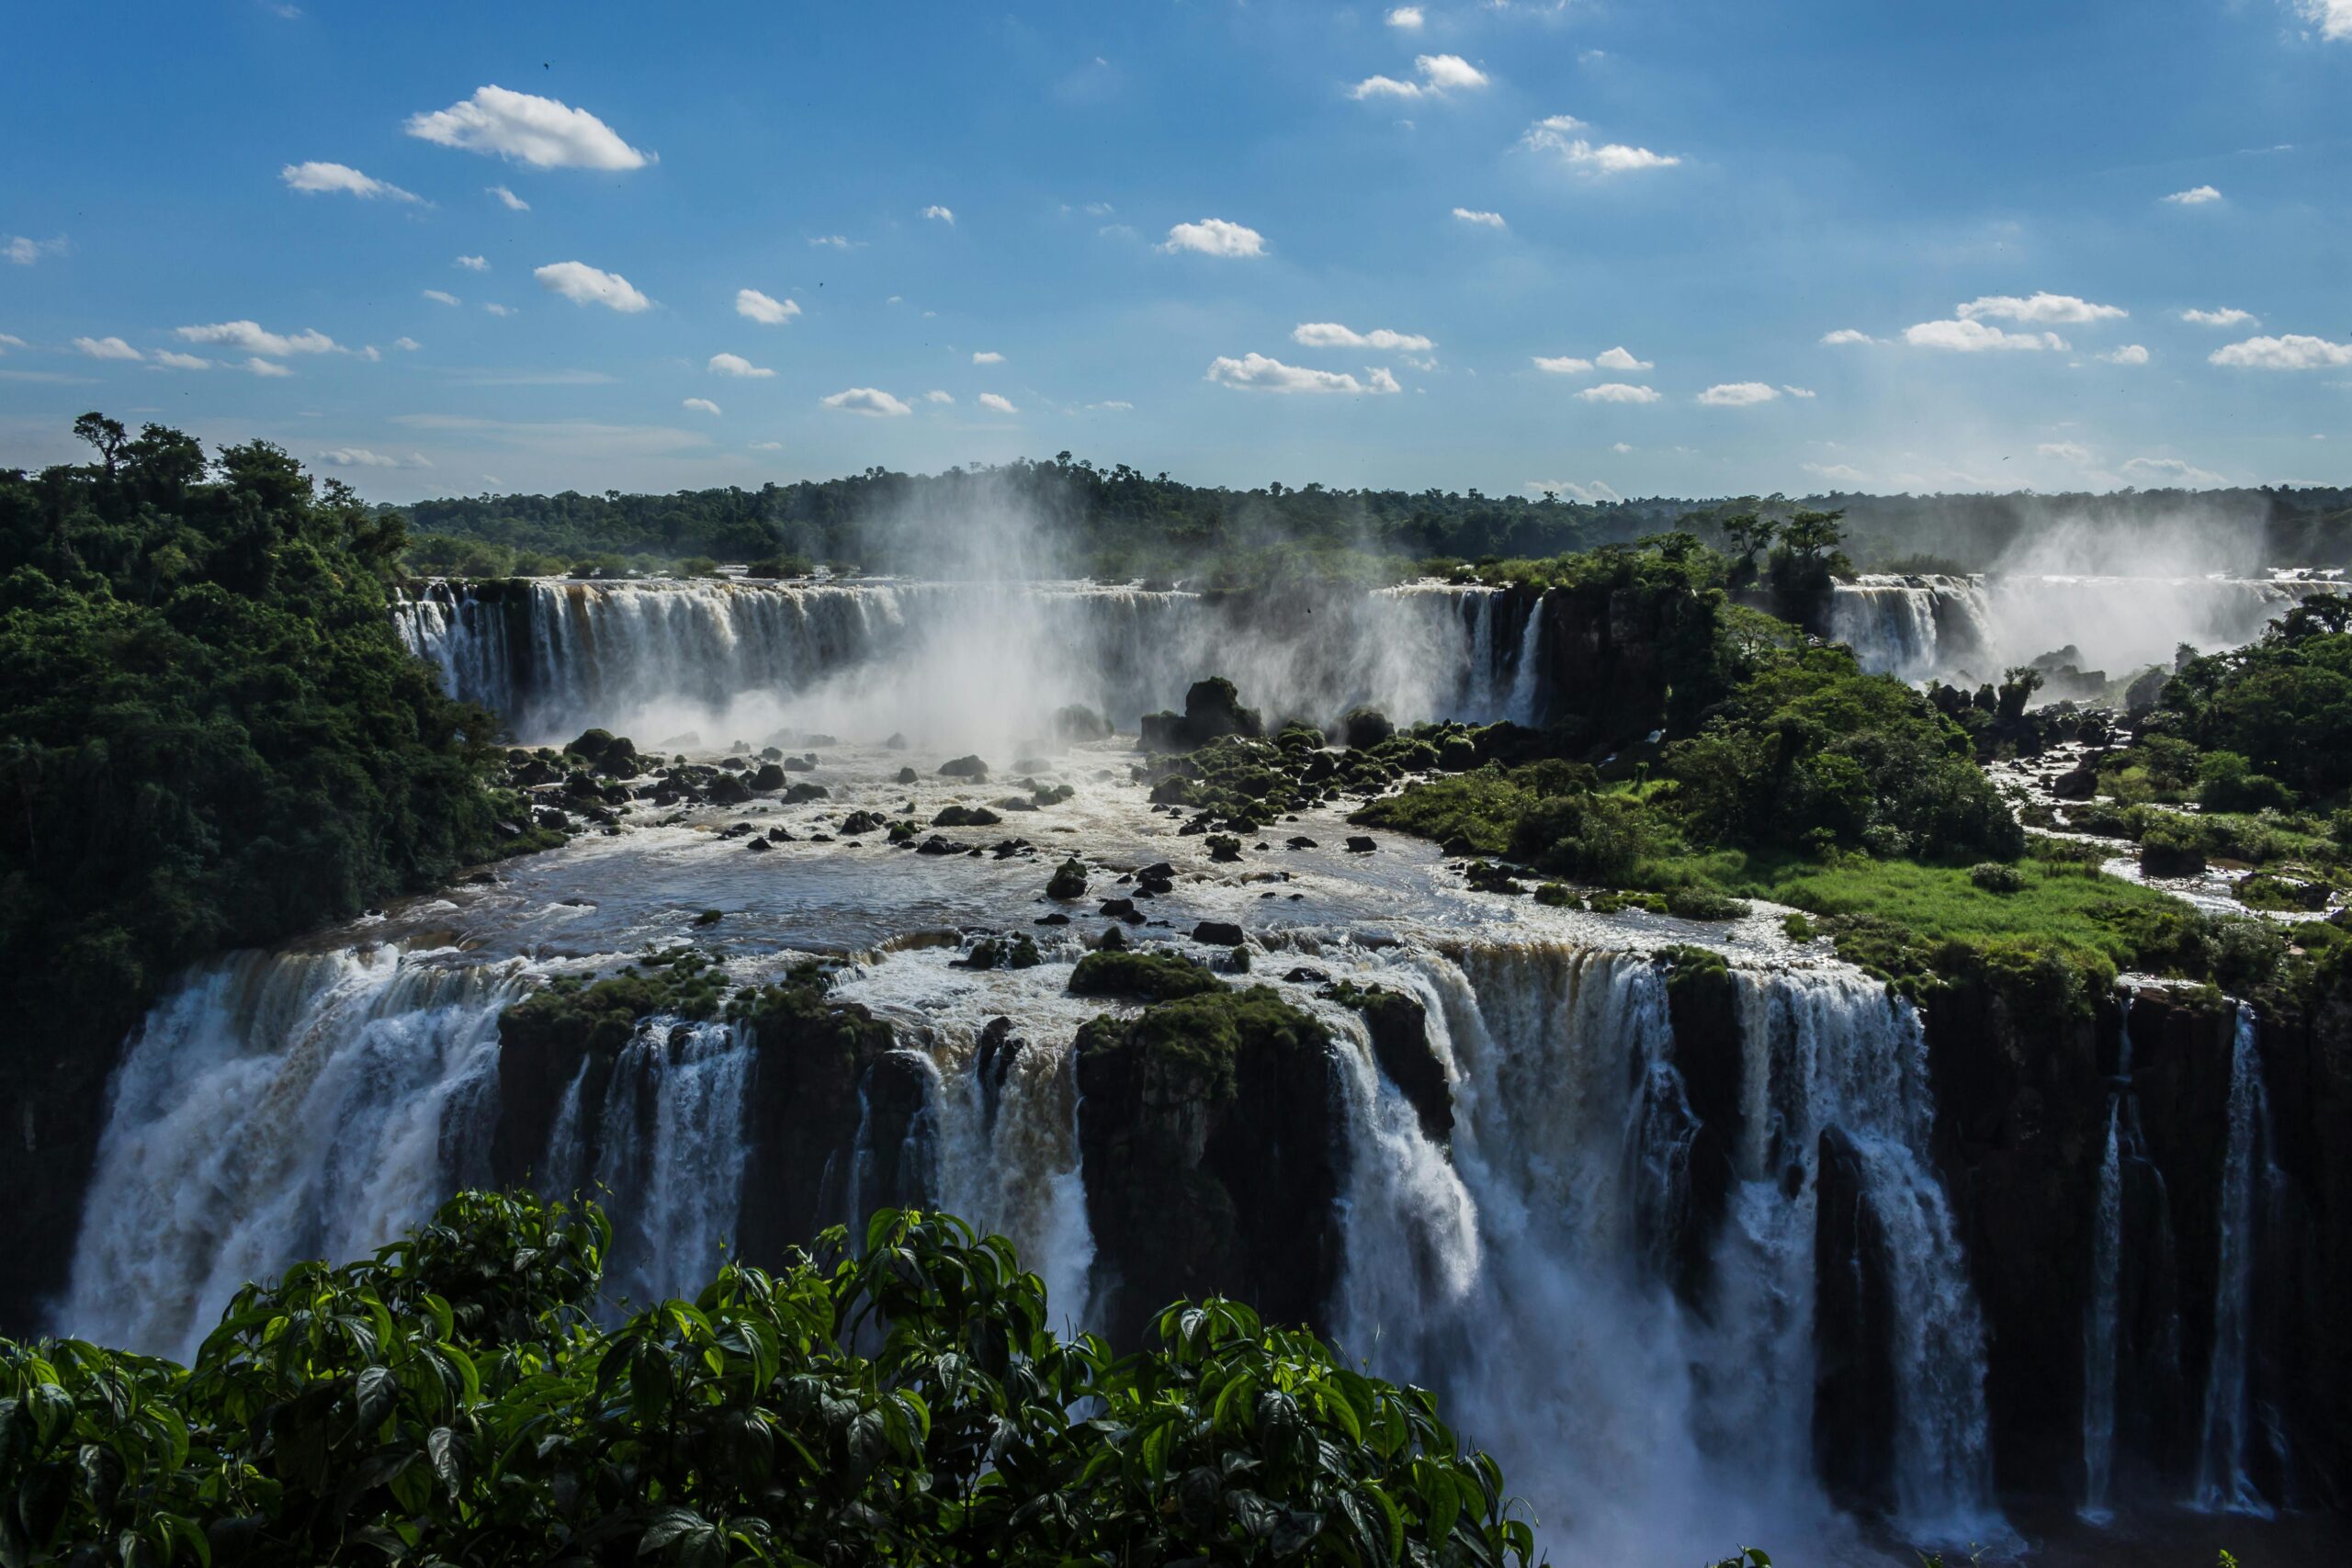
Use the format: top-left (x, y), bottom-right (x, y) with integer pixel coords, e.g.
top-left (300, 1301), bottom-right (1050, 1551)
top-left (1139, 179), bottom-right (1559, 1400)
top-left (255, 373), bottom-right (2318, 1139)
top-left (1345, 835), bottom-right (1377, 853)
top-left (1814, 1124), bottom-right (1901, 1516)
top-left (783, 782), bottom-right (830, 804)
top-left (1076, 987), bottom-right (1341, 1347)
top-left (1139, 677), bottom-right (1265, 752)
top-left (706, 773), bottom-right (752, 807)
top-left (1358, 988), bottom-right (1450, 1146)
top-left (750, 762), bottom-right (786, 791)
top-left (1097, 897), bottom-right (1145, 925)
top-left (1191, 920), bottom-right (1246, 948)
top-left (938, 754), bottom-right (990, 780)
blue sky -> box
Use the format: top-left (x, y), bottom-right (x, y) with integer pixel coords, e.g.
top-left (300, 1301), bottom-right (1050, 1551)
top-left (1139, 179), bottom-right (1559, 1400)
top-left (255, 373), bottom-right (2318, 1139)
top-left (3, 0), bottom-right (2348, 502)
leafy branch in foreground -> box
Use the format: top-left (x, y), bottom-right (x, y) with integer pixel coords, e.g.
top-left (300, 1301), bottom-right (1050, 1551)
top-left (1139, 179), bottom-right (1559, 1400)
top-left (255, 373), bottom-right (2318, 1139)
top-left (2, 1190), bottom-right (1555, 1566)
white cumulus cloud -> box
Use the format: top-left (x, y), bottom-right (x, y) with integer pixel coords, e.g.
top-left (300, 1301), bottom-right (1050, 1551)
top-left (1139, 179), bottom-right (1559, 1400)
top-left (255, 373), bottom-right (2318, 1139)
top-left (2180, 307), bottom-right (2257, 328)
top-left (1532, 355), bottom-right (1593, 374)
top-left (455, 254), bottom-right (489, 271)
top-left (1904, 318), bottom-right (2066, 352)
top-left (1162, 219), bottom-right (1267, 257)
top-left (2209, 333), bottom-right (2352, 369)
top-left (74, 336), bottom-right (141, 361)
top-left (1594, 345), bottom-right (1651, 370)
top-left (1782, 385), bottom-right (1816, 398)
top-left (923, 389), bottom-right (955, 404)
top-left (1293, 322), bottom-right (1434, 352)
top-left (1453, 207), bottom-right (1507, 228)
top-left (978, 392), bottom-right (1019, 414)
top-left (405, 85), bottom-right (651, 169)
top-left (2098, 344), bottom-right (2151, 365)
top-left (1804, 462), bottom-right (1865, 485)
top-left (392, 336), bottom-right (422, 351)
top-left (487, 185), bottom-right (529, 210)
top-left (708, 352), bottom-right (774, 378)
top-left (972, 351), bottom-right (1006, 365)
top-left (2038, 442), bottom-right (2092, 462)
top-left (1577, 382), bottom-right (1662, 403)
top-left (1522, 115), bottom-right (1679, 174)
top-left (2163, 185), bottom-right (2222, 205)
top-left (280, 161), bottom-right (420, 201)
top-left (736, 288), bottom-right (800, 325)
top-left (1386, 6), bottom-right (1425, 27)
top-left (1957, 292), bottom-right (2126, 324)
top-left (822, 387), bottom-right (912, 417)
top-left (1350, 53), bottom-right (1490, 100)
top-left (1698, 381), bottom-right (1778, 406)
top-left (2298, 0), bottom-right (2352, 39)
top-left (243, 357), bottom-right (293, 378)
top-left (175, 321), bottom-right (340, 355)
top-left (1527, 479), bottom-right (1623, 503)
top-left (153, 350), bottom-right (209, 370)
top-left (5, 235), bottom-right (67, 265)
top-left (1820, 328), bottom-right (1876, 346)
top-left (424, 289), bottom-right (461, 306)
top-left (316, 447), bottom-right (428, 468)
top-left (922, 205), bottom-right (955, 224)
top-left (2122, 457), bottom-right (2225, 485)
top-left (534, 261), bottom-right (650, 312)
top-left (1205, 353), bottom-right (1401, 394)
top-left (683, 398), bottom-right (722, 415)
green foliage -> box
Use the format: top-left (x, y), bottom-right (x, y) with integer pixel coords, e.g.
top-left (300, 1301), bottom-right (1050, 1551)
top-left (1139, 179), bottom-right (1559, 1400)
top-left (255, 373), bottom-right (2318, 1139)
top-left (0, 418), bottom-right (510, 1082)
top-left (0, 1191), bottom-right (1544, 1566)
top-left (1068, 949), bottom-right (1227, 1002)
top-left (1077, 987), bottom-right (1330, 1105)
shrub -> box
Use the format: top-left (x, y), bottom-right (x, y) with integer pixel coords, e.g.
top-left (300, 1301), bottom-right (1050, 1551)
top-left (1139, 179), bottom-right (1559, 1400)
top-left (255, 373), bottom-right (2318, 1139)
top-left (0, 1192), bottom-right (1543, 1568)
top-left (1969, 862), bottom-right (2026, 894)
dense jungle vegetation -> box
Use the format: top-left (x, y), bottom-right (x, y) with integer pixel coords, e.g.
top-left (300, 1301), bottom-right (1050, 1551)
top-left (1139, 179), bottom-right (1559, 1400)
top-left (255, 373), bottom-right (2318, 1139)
top-left (388, 455), bottom-right (2352, 582)
top-left (0, 419), bottom-right (537, 1053)
top-left (0, 1191), bottom-right (1553, 1567)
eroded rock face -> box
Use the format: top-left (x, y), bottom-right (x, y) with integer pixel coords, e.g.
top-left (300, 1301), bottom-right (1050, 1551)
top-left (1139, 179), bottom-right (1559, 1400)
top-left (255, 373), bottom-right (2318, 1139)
top-left (1354, 988), bottom-right (1451, 1148)
top-left (1814, 1123), bottom-right (1900, 1515)
top-left (1920, 976), bottom-right (2352, 1509)
top-left (1075, 987), bottom-right (1341, 1348)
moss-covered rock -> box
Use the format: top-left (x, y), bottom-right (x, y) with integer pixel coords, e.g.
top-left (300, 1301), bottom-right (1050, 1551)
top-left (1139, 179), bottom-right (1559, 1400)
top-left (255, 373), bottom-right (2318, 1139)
top-left (1068, 949), bottom-right (1227, 1002)
top-left (1076, 987), bottom-right (1340, 1345)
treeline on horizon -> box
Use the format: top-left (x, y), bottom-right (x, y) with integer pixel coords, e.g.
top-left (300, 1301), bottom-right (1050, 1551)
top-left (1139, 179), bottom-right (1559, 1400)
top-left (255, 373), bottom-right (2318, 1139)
top-left (388, 452), bottom-right (2352, 581)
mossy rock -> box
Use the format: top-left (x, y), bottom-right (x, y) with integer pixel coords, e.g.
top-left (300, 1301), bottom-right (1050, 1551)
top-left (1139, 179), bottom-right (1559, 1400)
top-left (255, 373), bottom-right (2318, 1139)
top-left (1068, 950), bottom-right (1227, 1002)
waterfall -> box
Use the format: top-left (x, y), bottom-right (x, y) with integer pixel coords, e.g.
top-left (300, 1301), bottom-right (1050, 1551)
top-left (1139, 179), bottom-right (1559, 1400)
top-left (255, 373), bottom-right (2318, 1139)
top-left (395, 577), bottom-right (1529, 746)
top-left (1504, 597), bottom-right (1546, 727)
top-left (2080, 990), bottom-right (2139, 1522)
top-left (2082, 1101), bottom-right (2124, 1521)
top-left (2191, 1004), bottom-right (2288, 1515)
top-left (567, 1018), bottom-right (757, 1312)
top-left (1829, 572), bottom-right (2319, 687)
top-left (922, 1023), bottom-right (1096, 1327)
top-left (1315, 945), bottom-right (2002, 1559)
top-left (60, 948), bottom-right (525, 1360)
top-left (1720, 969), bottom-right (2000, 1539)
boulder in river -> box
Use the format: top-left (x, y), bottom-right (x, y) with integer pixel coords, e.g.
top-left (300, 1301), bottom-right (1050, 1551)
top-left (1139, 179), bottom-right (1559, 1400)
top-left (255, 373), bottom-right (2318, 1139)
top-left (938, 754), bottom-right (990, 781)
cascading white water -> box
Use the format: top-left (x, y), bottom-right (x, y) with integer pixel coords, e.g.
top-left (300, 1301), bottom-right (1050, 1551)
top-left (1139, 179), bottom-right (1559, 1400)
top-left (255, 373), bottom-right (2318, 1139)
top-left (2191, 1003), bottom-right (2285, 1516)
top-left (2082, 1104), bottom-right (2124, 1521)
top-left (571, 1018), bottom-right (758, 1312)
top-left (1503, 598), bottom-right (1545, 728)
top-left (394, 577), bottom-right (1527, 747)
top-left (1721, 968), bottom-right (2001, 1540)
top-left (61, 948), bottom-right (526, 1360)
top-left (1829, 572), bottom-right (2321, 687)
top-left (916, 1025), bottom-right (1096, 1327)
top-left (2080, 990), bottom-right (2136, 1523)
top-left (1312, 943), bottom-right (2003, 1559)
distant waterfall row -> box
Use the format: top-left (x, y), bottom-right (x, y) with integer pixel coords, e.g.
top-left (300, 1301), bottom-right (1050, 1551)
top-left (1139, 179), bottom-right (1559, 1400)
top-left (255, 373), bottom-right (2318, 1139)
top-left (393, 578), bottom-right (1548, 747)
top-left (1828, 572), bottom-right (2324, 686)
